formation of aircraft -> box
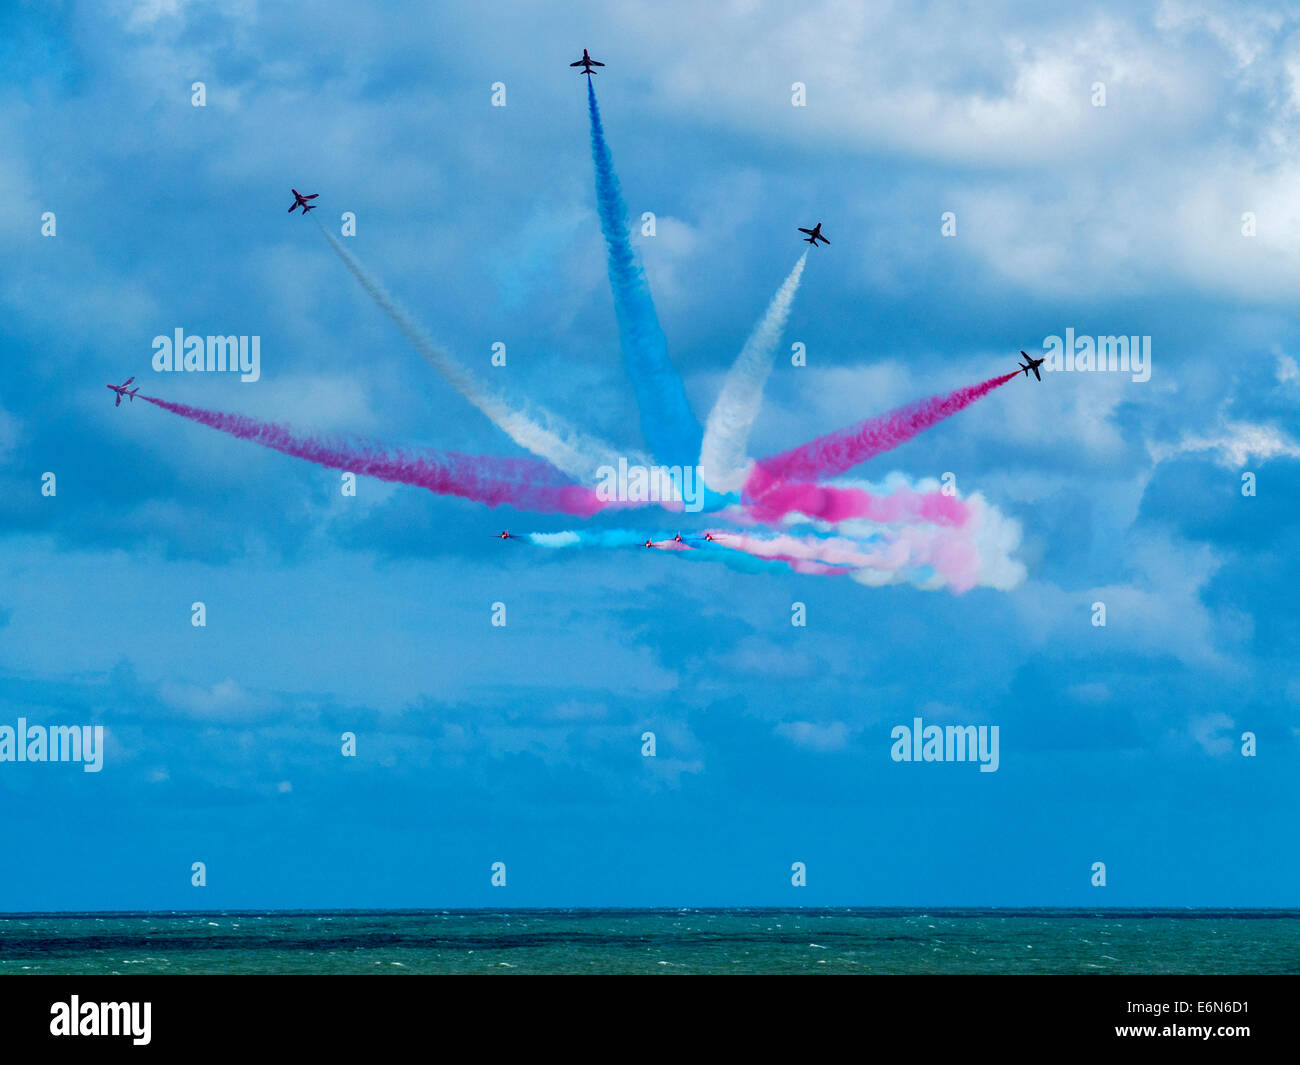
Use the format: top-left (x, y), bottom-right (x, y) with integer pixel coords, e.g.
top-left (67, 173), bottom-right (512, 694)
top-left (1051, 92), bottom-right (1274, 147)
top-left (106, 377), bottom-right (139, 406)
top-left (495, 530), bottom-right (729, 550)
top-left (1017, 351), bottom-right (1046, 381)
top-left (296, 54), bottom-right (1044, 570)
top-left (639, 532), bottom-right (727, 548)
top-left (798, 222), bottom-right (830, 246)
top-left (570, 49), bottom-right (604, 76)
top-left (287, 188), bottom-right (318, 215)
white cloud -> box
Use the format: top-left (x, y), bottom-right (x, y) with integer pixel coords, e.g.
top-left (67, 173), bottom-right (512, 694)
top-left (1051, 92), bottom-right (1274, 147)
top-left (775, 719), bottom-right (852, 751)
top-left (1190, 710), bottom-right (1235, 756)
top-left (1011, 532), bottom-right (1234, 669)
top-left (1149, 419), bottom-right (1300, 467)
top-left (613, 5), bottom-right (1213, 168)
top-left (158, 677), bottom-right (274, 721)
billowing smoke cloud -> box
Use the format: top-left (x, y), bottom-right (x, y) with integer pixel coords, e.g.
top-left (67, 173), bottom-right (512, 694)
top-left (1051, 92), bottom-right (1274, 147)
top-left (742, 479), bottom-right (968, 526)
top-left (699, 254), bottom-right (807, 493)
top-left (518, 470), bottom-right (1026, 591)
top-left (141, 395), bottom-right (604, 516)
top-left (318, 223), bottom-right (630, 482)
top-left (834, 485), bottom-right (1026, 593)
top-left (587, 79), bottom-right (701, 468)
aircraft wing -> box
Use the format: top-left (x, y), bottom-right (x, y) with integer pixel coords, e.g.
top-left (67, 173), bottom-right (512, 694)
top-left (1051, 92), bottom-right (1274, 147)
top-left (288, 202), bottom-right (298, 212)
top-left (114, 393), bottom-right (122, 406)
top-left (304, 193), bottom-right (318, 200)
top-left (1032, 365), bottom-right (1041, 381)
top-left (122, 377), bottom-right (134, 386)
top-left (570, 59), bottom-right (584, 65)
top-left (591, 60), bottom-right (604, 66)
top-left (798, 228), bottom-right (813, 236)
top-left (819, 234), bottom-right (830, 244)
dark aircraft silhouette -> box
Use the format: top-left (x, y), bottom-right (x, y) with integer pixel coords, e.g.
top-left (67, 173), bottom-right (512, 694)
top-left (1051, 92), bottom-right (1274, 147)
top-left (1017, 350), bottom-right (1046, 381)
top-left (496, 530), bottom-right (517, 540)
top-left (570, 49), bottom-right (604, 76)
top-left (106, 377), bottom-right (139, 406)
top-left (798, 222), bottom-right (830, 246)
top-left (288, 188), bottom-right (318, 215)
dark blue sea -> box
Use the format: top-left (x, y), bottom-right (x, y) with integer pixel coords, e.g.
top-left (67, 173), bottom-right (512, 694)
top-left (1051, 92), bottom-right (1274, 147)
top-left (2, 909), bottom-right (1297, 974)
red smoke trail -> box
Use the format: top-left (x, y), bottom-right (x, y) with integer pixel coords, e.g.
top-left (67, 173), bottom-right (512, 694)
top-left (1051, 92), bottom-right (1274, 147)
top-left (745, 372), bottom-right (1019, 500)
top-left (140, 396), bottom-right (605, 516)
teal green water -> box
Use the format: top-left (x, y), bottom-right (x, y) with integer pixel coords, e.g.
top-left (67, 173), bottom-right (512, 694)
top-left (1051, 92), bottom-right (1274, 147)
top-left (2, 910), bottom-right (1296, 974)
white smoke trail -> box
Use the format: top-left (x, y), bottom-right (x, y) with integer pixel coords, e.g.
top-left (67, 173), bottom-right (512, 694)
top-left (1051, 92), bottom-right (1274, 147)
top-left (699, 253), bottom-right (807, 493)
top-left (319, 224), bottom-right (633, 482)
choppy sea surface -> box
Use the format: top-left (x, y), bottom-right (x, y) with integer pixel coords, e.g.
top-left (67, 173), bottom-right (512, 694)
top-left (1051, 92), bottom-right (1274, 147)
top-left (1, 909), bottom-right (1296, 975)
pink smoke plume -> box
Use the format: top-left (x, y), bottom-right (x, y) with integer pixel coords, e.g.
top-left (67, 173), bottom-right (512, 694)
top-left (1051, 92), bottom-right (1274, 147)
top-left (745, 371), bottom-right (1019, 503)
top-left (742, 480), bottom-right (970, 526)
top-left (141, 396), bottom-right (605, 516)
top-left (717, 530), bottom-right (873, 567)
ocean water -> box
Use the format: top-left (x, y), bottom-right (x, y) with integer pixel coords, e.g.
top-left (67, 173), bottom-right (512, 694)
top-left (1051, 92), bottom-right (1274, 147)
top-left (1, 909), bottom-right (1297, 975)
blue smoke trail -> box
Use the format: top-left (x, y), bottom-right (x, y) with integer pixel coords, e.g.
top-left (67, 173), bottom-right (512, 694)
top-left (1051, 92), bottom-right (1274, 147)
top-left (587, 78), bottom-right (702, 469)
top-left (526, 528), bottom-right (799, 575)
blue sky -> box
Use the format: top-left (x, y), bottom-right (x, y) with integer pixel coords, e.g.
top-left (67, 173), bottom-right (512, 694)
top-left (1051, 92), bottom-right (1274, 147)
top-left (1, 0), bottom-right (1298, 909)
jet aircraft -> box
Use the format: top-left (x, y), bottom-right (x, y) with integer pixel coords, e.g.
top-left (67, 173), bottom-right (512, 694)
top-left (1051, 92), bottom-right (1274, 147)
top-left (1017, 351), bottom-right (1046, 381)
top-left (570, 49), bottom-right (604, 76)
top-left (798, 222), bottom-right (830, 246)
top-left (106, 377), bottom-right (139, 406)
top-left (288, 188), bottom-right (319, 215)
